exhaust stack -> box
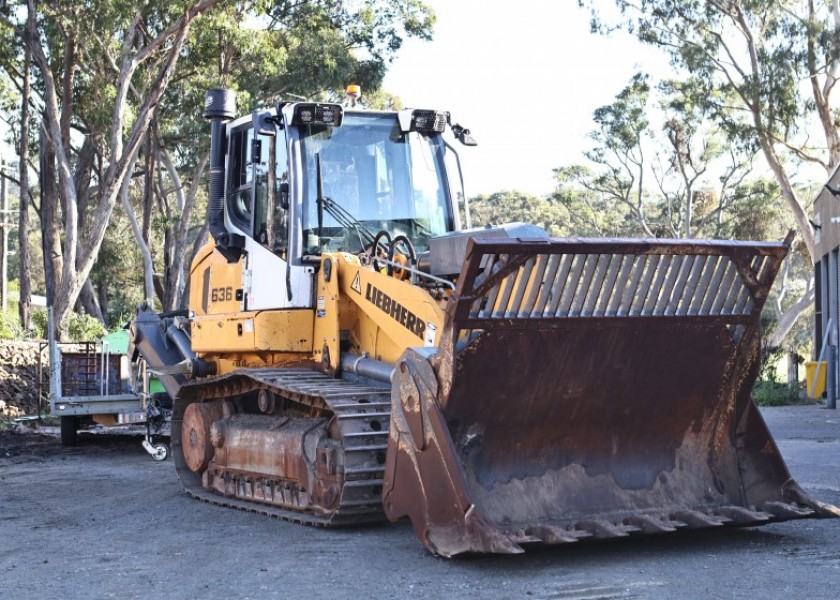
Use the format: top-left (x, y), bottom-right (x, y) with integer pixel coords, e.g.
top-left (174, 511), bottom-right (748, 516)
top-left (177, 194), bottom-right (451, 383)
top-left (203, 88), bottom-right (242, 262)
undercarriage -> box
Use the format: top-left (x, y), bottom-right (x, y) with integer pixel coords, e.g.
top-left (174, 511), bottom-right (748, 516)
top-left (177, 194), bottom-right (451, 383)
top-left (173, 368), bottom-right (391, 525)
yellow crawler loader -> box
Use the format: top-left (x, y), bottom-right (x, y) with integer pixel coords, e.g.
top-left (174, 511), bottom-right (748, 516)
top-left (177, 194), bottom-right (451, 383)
top-left (129, 87), bottom-right (839, 557)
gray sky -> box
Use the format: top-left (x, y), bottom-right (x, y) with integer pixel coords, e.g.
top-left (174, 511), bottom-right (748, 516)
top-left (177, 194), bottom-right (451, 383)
top-left (383, 0), bottom-right (669, 197)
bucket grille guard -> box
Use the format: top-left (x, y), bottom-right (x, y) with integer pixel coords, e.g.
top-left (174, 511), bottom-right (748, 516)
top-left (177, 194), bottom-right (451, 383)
top-left (453, 237), bottom-right (786, 325)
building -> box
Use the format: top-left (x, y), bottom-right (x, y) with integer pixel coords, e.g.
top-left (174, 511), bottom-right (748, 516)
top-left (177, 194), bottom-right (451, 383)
top-left (811, 176), bottom-right (840, 408)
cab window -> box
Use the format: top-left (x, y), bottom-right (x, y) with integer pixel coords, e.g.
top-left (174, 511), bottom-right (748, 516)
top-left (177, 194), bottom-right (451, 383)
top-left (254, 135), bottom-right (290, 256)
top-left (227, 126), bottom-right (255, 232)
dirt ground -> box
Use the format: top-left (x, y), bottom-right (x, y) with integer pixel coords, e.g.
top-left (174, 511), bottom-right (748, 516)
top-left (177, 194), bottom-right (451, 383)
top-left (1, 406), bottom-right (839, 600)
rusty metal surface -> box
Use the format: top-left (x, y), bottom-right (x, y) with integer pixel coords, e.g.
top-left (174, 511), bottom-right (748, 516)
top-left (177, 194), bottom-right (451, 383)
top-left (172, 368), bottom-right (391, 526)
top-left (450, 237), bottom-right (788, 326)
top-left (202, 413), bottom-right (342, 514)
top-left (384, 235), bottom-right (840, 557)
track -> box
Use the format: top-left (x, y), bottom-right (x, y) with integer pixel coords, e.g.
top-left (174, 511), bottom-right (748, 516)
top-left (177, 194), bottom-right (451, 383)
top-left (171, 368), bottom-right (392, 527)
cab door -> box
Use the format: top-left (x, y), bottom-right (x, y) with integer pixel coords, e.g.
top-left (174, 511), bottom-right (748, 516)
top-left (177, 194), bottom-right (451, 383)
top-left (226, 117), bottom-right (313, 310)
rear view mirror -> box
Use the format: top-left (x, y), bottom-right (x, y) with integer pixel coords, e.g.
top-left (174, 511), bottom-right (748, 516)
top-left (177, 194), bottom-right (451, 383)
top-left (451, 122), bottom-right (477, 146)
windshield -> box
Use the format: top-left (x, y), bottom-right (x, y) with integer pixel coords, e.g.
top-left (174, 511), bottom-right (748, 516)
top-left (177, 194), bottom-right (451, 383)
top-left (298, 112), bottom-right (453, 254)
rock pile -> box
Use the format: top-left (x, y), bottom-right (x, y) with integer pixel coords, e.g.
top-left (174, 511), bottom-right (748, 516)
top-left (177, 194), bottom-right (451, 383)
top-left (0, 340), bottom-right (47, 417)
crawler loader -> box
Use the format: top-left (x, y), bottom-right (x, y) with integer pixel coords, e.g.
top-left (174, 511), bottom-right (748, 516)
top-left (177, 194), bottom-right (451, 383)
top-left (130, 87), bottom-right (839, 557)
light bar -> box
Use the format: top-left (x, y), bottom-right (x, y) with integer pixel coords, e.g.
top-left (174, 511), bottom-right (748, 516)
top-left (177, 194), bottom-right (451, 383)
top-left (398, 109), bottom-right (448, 135)
top-left (290, 103), bottom-right (344, 127)
top-left (412, 110), bottom-right (447, 134)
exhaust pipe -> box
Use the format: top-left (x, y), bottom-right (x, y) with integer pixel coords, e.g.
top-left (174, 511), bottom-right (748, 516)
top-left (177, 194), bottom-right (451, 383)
top-left (203, 88), bottom-right (242, 262)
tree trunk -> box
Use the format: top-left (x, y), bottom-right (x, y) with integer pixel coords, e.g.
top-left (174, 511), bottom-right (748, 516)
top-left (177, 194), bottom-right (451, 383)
top-left (811, 0), bottom-right (840, 170)
top-left (74, 137), bottom-right (96, 233)
top-left (767, 286), bottom-right (816, 348)
top-left (77, 278), bottom-right (105, 323)
top-left (26, 0), bottom-right (225, 333)
top-left (787, 351), bottom-right (800, 386)
top-left (39, 125), bottom-right (62, 309)
top-left (153, 274), bottom-right (165, 306)
top-left (17, 34), bottom-right (32, 330)
top-left (120, 148), bottom-right (155, 303)
top-left (162, 224), bottom-right (174, 309)
top-left (97, 280), bottom-right (109, 319)
top-left (142, 129), bottom-right (155, 246)
top-left (174, 152), bottom-right (208, 310)
top-left (158, 149), bottom-right (208, 311)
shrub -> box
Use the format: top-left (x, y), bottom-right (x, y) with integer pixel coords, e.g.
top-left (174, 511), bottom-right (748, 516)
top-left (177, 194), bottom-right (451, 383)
top-left (65, 312), bottom-right (107, 341)
top-left (752, 380), bottom-right (801, 407)
top-left (30, 309), bottom-right (48, 339)
top-left (0, 307), bottom-right (23, 339)
top-left (28, 309), bottom-right (106, 342)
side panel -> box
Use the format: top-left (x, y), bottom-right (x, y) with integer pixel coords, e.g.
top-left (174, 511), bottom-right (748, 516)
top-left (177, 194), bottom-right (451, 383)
top-left (243, 238), bottom-right (314, 310)
top-left (330, 253), bottom-right (445, 365)
top-left (190, 243), bottom-right (243, 316)
top-left (190, 239), bottom-right (314, 316)
top-left (192, 309), bottom-right (314, 353)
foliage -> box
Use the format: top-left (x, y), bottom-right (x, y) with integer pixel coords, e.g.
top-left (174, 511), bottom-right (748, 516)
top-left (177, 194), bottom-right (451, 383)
top-left (467, 191), bottom-right (571, 236)
top-left (29, 310), bottom-right (47, 339)
top-left (752, 380), bottom-right (802, 407)
top-left (0, 0), bottom-right (434, 333)
top-left (553, 72), bottom-right (772, 240)
top-left (554, 165), bottom-right (651, 237)
top-left (758, 344), bottom-right (786, 382)
top-left (582, 0), bottom-right (840, 262)
top-left (751, 344), bottom-right (803, 406)
top-left (551, 57), bottom-right (819, 348)
top-left (64, 311), bottom-right (108, 341)
top-left (0, 305), bottom-right (26, 339)
top-left (92, 194), bottom-right (153, 327)
top-left (26, 308), bottom-right (105, 342)
top-left (156, 1), bottom-right (435, 164)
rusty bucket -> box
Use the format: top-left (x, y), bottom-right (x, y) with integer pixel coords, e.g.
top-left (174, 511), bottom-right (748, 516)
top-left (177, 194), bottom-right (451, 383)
top-left (383, 236), bottom-right (840, 556)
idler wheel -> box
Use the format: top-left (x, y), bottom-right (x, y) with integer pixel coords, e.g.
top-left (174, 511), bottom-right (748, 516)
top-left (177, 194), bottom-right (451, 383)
top-left (182, 402), bottom-right (224, 473)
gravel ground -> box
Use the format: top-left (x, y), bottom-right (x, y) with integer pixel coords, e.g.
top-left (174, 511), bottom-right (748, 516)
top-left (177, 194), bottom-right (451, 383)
top-left (1, 406), bottom-right (839, 600)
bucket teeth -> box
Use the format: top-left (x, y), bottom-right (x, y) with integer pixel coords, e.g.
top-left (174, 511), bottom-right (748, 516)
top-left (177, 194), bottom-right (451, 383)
top-left (522, 525), bottom-right (585, 544)
top-left (714, 506), bottom-right (772, 524)
top-left (623, 514), bottom-right (680, 534)
top-left (670, 509), bottom-right (729, 528)
top-left (760, 501), bottom-right (814, 519)
top-left (577, 520), bottom-right (635, 539)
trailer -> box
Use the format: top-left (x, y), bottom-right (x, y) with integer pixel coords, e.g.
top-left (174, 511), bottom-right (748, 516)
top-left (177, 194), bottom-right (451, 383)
top-left (47, 309), bottom-right (170, 459)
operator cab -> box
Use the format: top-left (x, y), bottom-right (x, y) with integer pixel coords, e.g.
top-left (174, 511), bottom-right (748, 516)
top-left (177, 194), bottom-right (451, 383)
top-left (210, 87), bottom-right (474, 310)
top-left (293, 110), bottom-right (455, 258)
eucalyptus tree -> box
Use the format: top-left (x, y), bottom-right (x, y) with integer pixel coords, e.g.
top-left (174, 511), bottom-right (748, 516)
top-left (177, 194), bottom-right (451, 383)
top-left (468, 190), bottom-right (571, 237)
top-left (0, 0), bottom-right (225, 336)
top-left (0, 0), bottom-right (435, 328)
top-left (583, 0), bottom-right (840, 343)
top-left (554, 73), bottom-right (757, 240)
top-left (134, 0), bottom-right (435, 311)
top-left (582, 72), bottom-right (656, 236)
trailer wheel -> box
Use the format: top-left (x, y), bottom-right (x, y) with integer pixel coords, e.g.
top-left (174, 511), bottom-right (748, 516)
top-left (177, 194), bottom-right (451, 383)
top-left (151, 443), bottom-right (169, 461)
top-left (60, 416), bottom-right (78, 447)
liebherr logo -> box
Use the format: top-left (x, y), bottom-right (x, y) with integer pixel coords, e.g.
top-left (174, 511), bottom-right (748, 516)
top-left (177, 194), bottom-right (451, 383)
top-left (365, 283), bottom-right (426, 340)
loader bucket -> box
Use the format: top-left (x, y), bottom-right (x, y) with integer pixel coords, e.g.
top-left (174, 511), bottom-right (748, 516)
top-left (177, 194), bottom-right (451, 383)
top-left (382, 235), bottom-right (840, 557)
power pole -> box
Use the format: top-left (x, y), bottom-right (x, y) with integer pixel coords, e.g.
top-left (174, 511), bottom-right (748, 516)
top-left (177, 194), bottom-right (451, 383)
top-left (0, 158), bottom-right (7, 313)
